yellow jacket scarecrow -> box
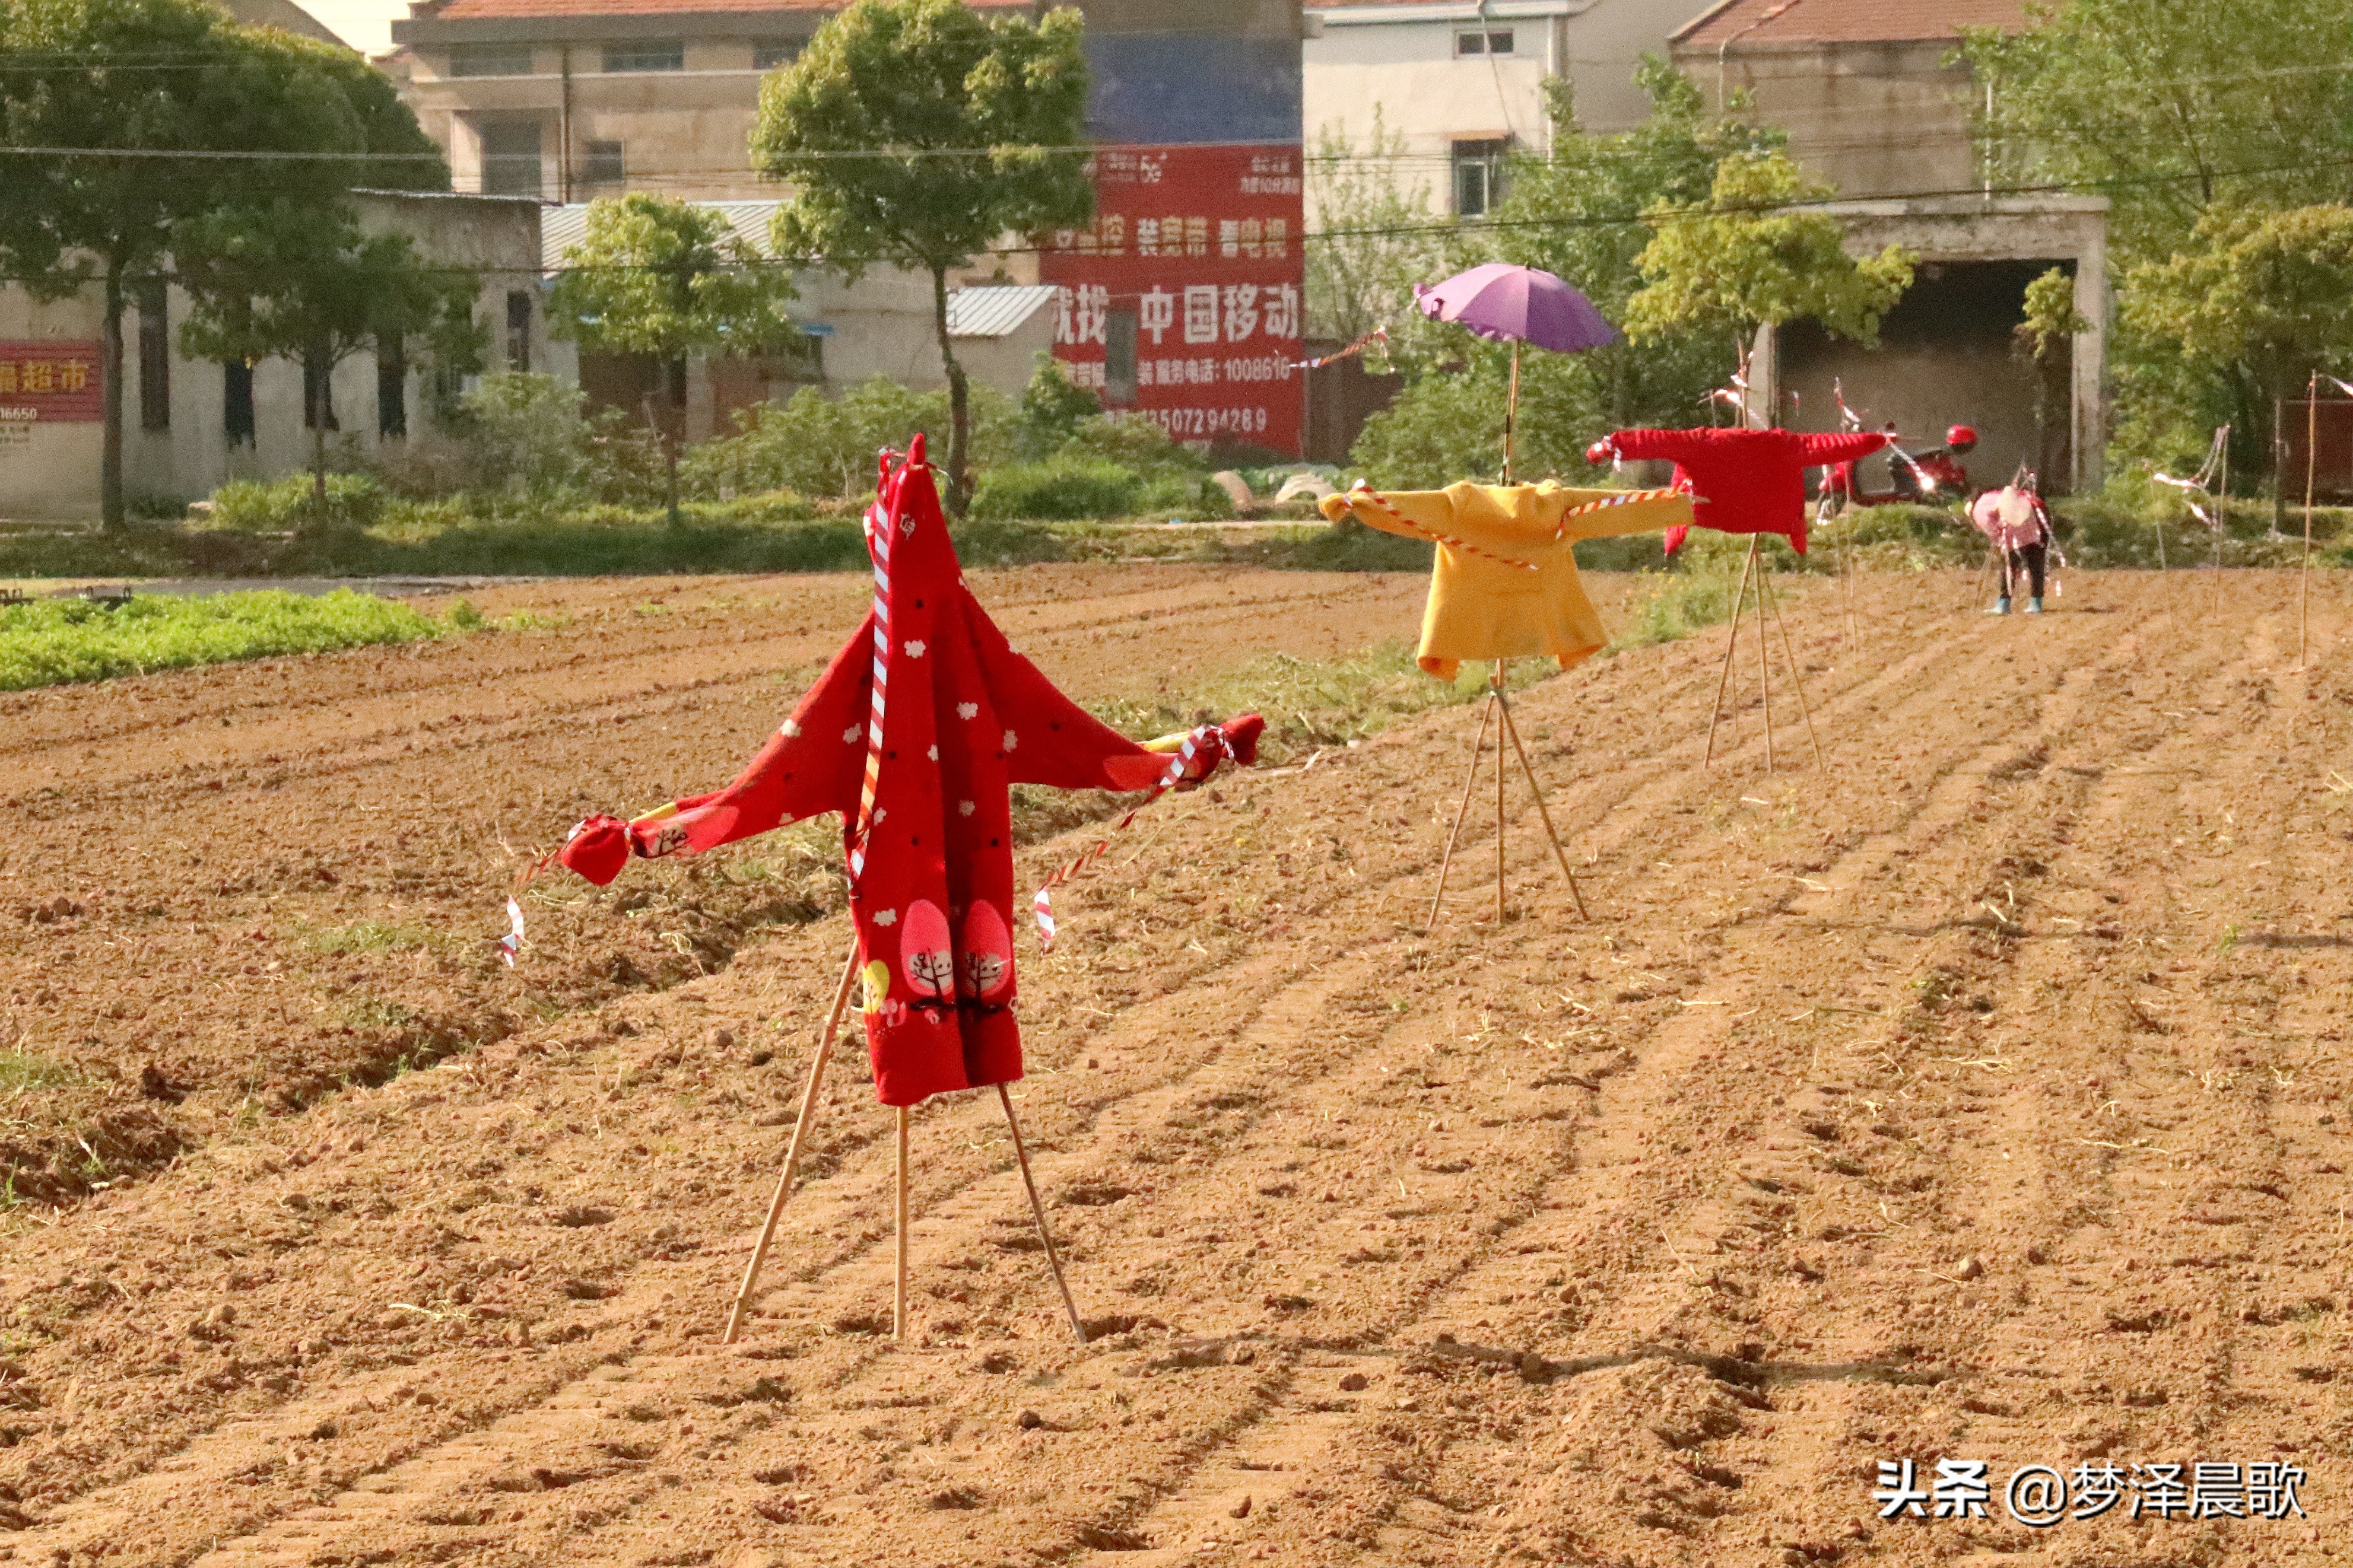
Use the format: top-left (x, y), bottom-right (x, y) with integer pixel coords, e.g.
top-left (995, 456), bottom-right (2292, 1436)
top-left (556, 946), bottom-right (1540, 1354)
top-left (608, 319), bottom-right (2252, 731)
top-left (1319, 481), bottom-right (1694, 679)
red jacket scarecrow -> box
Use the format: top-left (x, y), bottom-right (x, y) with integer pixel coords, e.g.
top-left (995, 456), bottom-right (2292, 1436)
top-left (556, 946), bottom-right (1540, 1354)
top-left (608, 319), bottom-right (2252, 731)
top-left (1589, 427), bottom-right (1890, 555)
top-left (556, 438), bottom-right (1259, 1107)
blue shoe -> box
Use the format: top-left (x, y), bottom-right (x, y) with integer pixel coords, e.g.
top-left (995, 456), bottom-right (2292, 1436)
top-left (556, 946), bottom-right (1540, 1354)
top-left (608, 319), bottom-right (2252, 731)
top-left (1987, 596), bottom-right (2011, 615)
top-left (2025, 597), bottom-right (2043, 615)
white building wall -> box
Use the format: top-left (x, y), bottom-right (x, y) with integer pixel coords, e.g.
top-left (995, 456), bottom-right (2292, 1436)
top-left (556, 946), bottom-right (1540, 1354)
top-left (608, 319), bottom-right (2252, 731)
top-left (1304, 0), bottom-right (1702, 195)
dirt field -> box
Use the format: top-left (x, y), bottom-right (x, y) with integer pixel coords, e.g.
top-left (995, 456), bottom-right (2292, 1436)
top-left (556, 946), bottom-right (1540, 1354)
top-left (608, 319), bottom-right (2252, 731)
top-left (1, 566), bottom-right (2349, 1568)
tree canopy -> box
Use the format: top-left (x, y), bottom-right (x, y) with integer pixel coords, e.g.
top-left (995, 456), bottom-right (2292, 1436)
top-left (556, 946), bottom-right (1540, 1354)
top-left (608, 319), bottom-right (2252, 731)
top-left (751, 0), bottom-right (1094, 514)
top-left (550, 193), bottom-right (802, 520)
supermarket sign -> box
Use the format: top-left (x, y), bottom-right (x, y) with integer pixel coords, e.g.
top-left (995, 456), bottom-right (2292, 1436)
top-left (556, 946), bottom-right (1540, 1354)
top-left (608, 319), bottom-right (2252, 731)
top-left (0, 342), bottom-right (103, 423)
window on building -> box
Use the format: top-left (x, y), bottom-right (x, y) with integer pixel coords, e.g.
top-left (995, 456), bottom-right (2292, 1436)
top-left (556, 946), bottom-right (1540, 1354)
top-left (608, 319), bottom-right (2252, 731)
top-left (1455, 28), bottom-right (1512, 56)
top-left (580, 139), bottom-right (625, 185)
top-left (507, 291), bottom-right (534, 372)
top-left (136, 278), bottom-right (169, 432)
top-left (223, 361), bottom-right (255, 446)
top-left (377, 338), bottom-right (407, 439)
top-left (448, 43), bottom-right (533, 77)
top-left (603, 39), bottom-right (684, 72)
top-left (1104, 307), bottom-right (1138, 405)
top-left (1452, 138), bottom-right (1509, 218)
top-left (303, 351), bottom-right (338, 432)
top-left (478, 119), bottom-right (544, 198)
top-left (754, 39), bottom-right (802, 70)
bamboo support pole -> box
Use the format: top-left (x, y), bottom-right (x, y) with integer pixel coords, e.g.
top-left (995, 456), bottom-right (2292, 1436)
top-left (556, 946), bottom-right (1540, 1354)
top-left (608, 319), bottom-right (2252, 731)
top-left (1704, 539), bottom-right (1758, 768)
top-left (893, 1106), bottom-right (910, 1341)
top-left (1752, 541), bottom-right (1776, 772)
top-left (999, 1084), bottom-right (1087, 1345)
top-left (1761, 567), bottom-right (1825, 770)
top-left (1494, 686), bottom-right (1590, 921)
top-left (1427, 694), bottom-right (1495, 930)
top-left (722, 942), bottom-right (863, 1345)
top-left (2303, 376), bottom-right (2318, 668)
top-left (1493, 664), bottom-right (1507, 924)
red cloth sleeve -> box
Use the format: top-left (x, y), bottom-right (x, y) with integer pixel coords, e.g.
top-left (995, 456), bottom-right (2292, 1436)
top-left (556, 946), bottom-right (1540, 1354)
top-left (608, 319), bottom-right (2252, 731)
top-left (620, 624), bottom-right (872, 861)
top-left (957, 587), bottom-right (1176, 791)
top-left (1601, 428), bottom-right (1686, 462)
top-left (1797, 431), bottom-right (1892, 465)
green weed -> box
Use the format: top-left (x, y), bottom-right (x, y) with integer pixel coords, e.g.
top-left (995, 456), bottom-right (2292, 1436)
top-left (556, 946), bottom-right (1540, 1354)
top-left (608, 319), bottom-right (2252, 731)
top-left (0, 1051), bottom-right (77, 1093)
top-left (297, 921), bottom-right (444, 955)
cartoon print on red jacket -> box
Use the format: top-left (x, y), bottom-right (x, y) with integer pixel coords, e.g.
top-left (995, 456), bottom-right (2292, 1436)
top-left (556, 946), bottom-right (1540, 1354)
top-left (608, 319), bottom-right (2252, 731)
top-left (554, 437), bottom-right (1260, 1108)
top-left (1591, 427), bottom-right (1891, 555)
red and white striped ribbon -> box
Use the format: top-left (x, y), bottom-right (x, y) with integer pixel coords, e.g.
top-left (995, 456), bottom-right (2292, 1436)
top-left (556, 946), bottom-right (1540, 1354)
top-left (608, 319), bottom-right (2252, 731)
top-left (1548, 486), bottom-right (1686, 540)
top-left (847, 479), bottom-right (897, 882)
top-left (1340, 482), bottom-right (1540, 571)
top-left (1031, 728), bottom-right (1211, 949)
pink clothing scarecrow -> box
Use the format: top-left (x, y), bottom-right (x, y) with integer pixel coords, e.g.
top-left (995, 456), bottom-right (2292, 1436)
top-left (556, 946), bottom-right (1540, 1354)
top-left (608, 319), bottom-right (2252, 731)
top-left (557, 438), bottom-right (1260, 1107)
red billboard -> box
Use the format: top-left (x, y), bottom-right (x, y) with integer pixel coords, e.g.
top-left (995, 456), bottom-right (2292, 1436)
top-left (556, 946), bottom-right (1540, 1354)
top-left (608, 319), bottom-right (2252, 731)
top-left (1039, 144), bottom-right (1305, 456)
top-left (0, 342), bottom-right (103, 423)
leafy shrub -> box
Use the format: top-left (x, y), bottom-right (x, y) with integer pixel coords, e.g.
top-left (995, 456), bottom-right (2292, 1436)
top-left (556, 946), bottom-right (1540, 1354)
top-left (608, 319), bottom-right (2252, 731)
top-left (683, 377), bottom-right (1012, 501)
top-left (969, 457), bottom-right (1141, 520)
top-left (0, 590), bottom-right (436, 691)
top-left (207, 473), bottom-right (385, 530)
top-left (1011, 354), bottom-right (1101, 460)
top-left (1057, 412), bottom-right (1205, 480)
top-left (452, 373), bottom-right (596, 494)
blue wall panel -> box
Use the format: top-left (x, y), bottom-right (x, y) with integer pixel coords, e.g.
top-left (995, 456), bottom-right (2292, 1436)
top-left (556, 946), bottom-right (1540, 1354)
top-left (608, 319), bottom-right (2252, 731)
top-left (1084, 34), bottom-right (1302, 145)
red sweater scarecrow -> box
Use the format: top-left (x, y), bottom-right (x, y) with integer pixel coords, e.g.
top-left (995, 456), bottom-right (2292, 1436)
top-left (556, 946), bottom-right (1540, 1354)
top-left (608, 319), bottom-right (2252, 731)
top-left (1589, 427), bottom-right (1890, 555)
top-left (556, 438), bottom-right (1260, 1107)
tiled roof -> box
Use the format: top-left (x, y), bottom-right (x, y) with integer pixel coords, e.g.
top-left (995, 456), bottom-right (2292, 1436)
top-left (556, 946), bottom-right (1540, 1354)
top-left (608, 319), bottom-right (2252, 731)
top-left (421, 0), bottom-right (1020, 18)
top-left (1674, 0), bottom-right (2031, 49)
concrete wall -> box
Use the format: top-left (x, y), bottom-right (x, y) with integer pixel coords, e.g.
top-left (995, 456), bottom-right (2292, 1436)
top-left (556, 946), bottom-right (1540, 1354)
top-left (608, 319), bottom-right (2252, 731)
top-left (1676, 39), bottom-right (1980, 201)
top-left (0, 192), bottom-right (541, 520)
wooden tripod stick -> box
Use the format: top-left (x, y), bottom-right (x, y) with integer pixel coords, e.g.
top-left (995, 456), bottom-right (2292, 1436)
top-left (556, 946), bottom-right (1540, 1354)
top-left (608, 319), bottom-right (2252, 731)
top-left (1752, 542), bottom-right (1775, 772)
top-left (1704, 539), bottom-right (1759, 767)
top-left (998, 1083), bottom-right (1088, 1344)
top-left (1493, 664), bottom-right (1507, 924)
top-left (723, 940), bottom-right (863, 1345)
top-left (1492, 683), bottom-right (1591, 921)
top-left (894, 1106), bottom-right (911, 1340)
top-left (1427, 692), bottom-right (1496, 930)
top-left (1760, 568), bottom-right (1826, 771)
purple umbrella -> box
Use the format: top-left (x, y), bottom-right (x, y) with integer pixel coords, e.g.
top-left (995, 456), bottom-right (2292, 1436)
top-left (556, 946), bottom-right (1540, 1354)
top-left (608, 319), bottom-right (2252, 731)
top-left (1415, 263), bottom-right (1618, 480)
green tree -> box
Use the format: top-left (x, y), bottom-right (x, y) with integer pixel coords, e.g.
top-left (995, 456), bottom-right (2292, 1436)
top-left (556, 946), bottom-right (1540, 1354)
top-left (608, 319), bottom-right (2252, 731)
top-left (1304, 109), bottom-right (1448, 346)
top-left (2124, 205), bottom-right (2353, 486)
top-left (548, 193), bottom-right (801, 522)
top-left (176, 210), bottom-right (481, 520)
top-left (0, 0), bottom-right (447, 527)
top-left (1623, 150), bottom-right (1914, 352)
top-left (751, 0), bottom-right (1094, 517)
top-left (1962, 0), bottom-right (2353, 268)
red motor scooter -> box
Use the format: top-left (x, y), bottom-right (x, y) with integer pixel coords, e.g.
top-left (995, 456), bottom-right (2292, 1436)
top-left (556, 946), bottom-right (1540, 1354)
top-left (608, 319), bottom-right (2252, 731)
top-left (1819, 421), bottom-right (1977, 512)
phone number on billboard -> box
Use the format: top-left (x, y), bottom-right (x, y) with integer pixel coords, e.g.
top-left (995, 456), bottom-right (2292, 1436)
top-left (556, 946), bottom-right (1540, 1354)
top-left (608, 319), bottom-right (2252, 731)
top-left (1144, 406), bottom-right (1272, 439)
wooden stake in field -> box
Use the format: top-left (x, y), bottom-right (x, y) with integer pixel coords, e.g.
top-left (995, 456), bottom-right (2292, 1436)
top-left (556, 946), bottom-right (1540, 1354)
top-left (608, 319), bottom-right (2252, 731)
top-left (2303, 373), bottom-right (2319, 669)
top-left (2215, 423), bottom-right (2230, 618)
top-left (1427, 660), bottom-right (1592, 930)
top-left (1704, 539), bottom-right (1759, 768)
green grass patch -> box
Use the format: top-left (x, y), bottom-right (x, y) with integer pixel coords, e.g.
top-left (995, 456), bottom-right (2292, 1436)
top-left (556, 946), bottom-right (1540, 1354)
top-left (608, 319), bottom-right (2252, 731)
top-left (296, 920), bottom-right (446, 955)
top-left (0, 1051), bottom-right (77, 1093)
top-left (0, 589), bottom-right (438, 692)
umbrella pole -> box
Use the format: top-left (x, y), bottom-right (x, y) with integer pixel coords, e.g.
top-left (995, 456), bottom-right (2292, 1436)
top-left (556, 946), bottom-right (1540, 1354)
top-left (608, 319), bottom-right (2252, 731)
top-left (1502, 343), bottom-right (1520, 484)
top-left (723, 940), bottom-right (862, 1345)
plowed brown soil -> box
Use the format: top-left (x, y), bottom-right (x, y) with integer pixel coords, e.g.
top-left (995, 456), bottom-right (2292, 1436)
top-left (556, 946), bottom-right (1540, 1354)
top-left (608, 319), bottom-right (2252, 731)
top-left (1, 568), bottom-right (2349, 1568)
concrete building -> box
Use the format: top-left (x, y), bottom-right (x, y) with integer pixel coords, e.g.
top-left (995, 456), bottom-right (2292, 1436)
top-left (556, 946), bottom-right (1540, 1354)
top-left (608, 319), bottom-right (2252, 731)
top-left (1672, 0), bottom-right (2109, 489)
top-left (1303, 0), bottom-right (1699, 217)
top-left (392, 0), bottom-right (1312, 453)
top-left (0, 192), bottom-right (542, 521)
